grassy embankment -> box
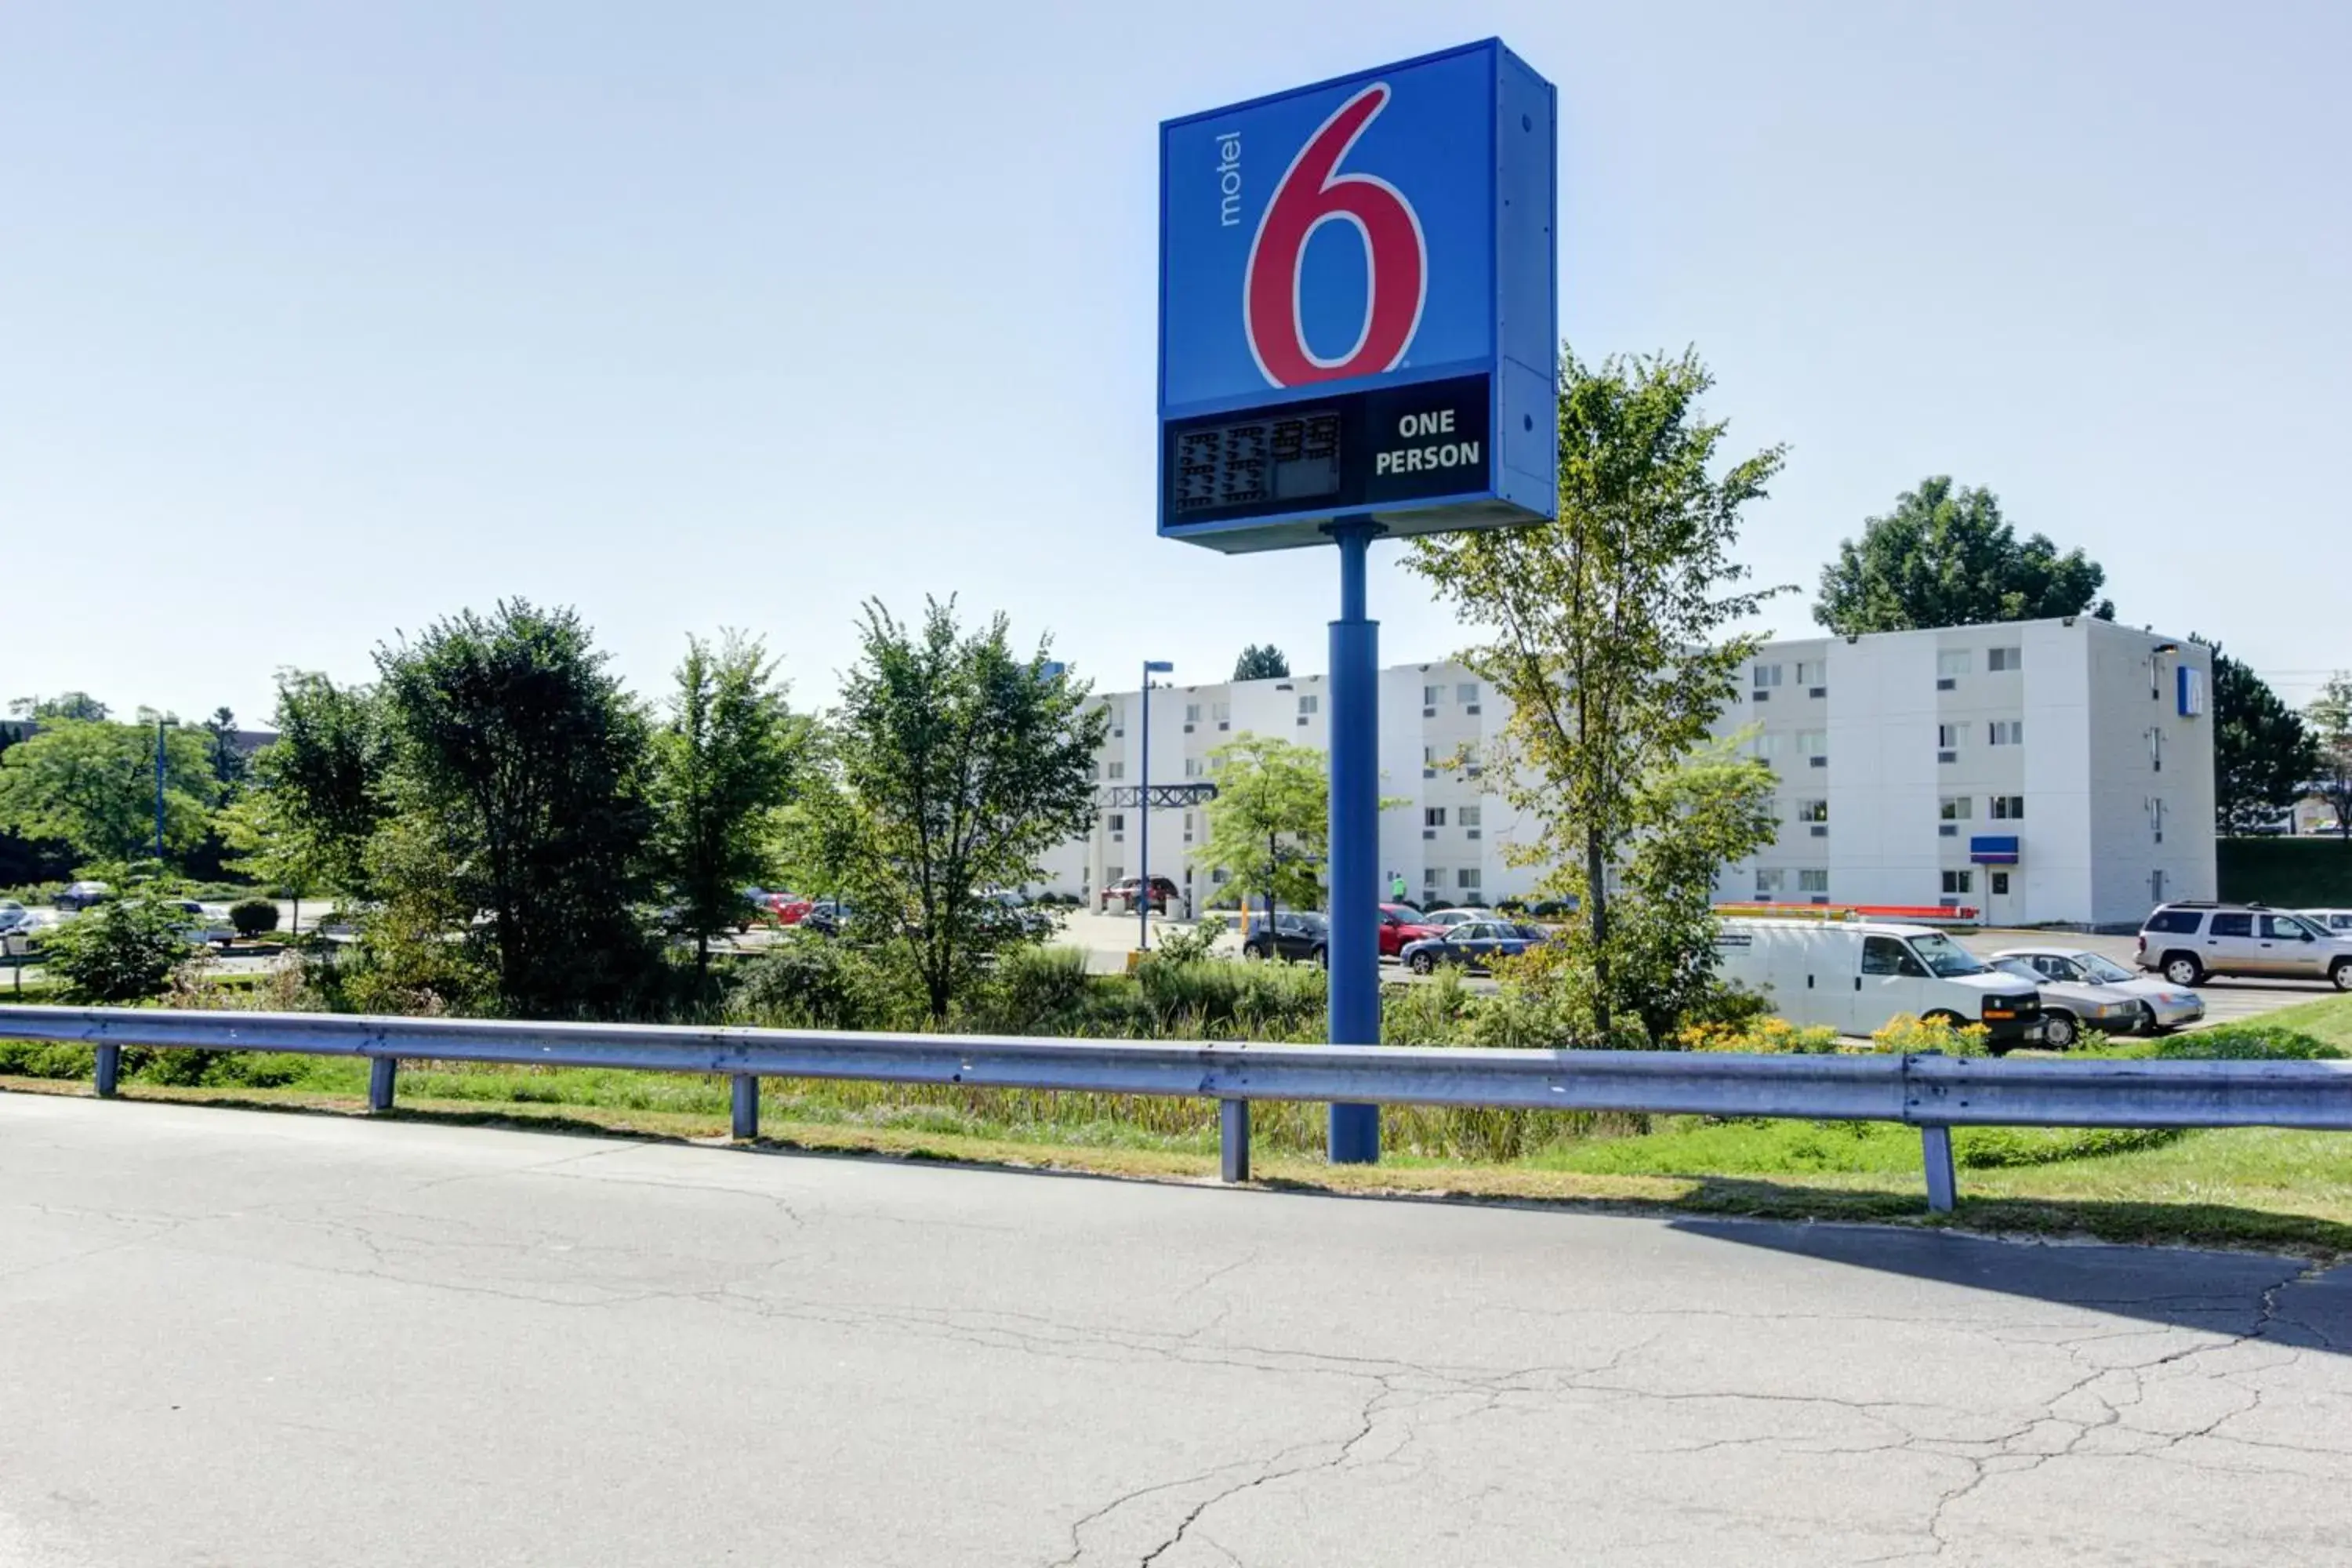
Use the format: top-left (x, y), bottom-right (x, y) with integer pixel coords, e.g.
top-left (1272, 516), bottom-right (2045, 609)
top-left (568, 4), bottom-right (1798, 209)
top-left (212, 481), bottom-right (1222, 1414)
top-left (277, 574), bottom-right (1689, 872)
top-left (6, 984), bottom-right (2351, 1258)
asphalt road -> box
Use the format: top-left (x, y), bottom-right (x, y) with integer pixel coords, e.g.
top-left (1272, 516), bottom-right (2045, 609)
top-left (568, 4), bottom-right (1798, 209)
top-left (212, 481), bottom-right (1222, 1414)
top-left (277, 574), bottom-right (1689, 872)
top-left (5, 1094), bottom-right (2350, 1566)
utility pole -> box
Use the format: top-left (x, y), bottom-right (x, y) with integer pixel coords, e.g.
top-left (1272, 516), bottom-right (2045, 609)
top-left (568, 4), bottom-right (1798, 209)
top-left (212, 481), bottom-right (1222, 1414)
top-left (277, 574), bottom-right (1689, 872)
top-left (1138, 659), bottom-right (1174, 949)
top-left (154, 717), bottom-right (167, 863)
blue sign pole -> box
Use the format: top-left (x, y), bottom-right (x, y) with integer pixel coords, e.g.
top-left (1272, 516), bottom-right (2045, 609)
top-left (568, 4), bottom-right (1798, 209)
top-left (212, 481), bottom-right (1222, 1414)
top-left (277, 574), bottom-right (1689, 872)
top-left (1327, 519), bottom-right (1381, 1162)
top-left (1156, 41), bottom-right (1556, 1171)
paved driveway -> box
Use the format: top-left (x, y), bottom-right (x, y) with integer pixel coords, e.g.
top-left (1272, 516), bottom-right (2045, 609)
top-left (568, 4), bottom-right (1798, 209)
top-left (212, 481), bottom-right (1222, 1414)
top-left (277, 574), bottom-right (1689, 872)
top-left (5, 1094), bottom-right (2350, 1566)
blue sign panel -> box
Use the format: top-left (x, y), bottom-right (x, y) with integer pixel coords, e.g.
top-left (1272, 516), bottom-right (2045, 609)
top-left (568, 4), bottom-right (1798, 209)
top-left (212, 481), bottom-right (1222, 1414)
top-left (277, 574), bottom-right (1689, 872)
top-left (2177, 664), bottom-right (2205, 717)
top-left (1969, 836), bottom-right (2022, 866)
top-left (1159, 40), bottom-right (1557, 552)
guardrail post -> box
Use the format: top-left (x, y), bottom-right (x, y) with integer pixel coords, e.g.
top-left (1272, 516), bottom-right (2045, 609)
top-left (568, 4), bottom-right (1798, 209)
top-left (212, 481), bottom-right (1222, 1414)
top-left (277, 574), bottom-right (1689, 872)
top-left (368, 1056), bottom-right (398, 1112)
top-left (1219, 1099), bottom-right (1250, 1183)
top-left (1919, 1125), bottom-right (1957, 1213)
top-left (93, 1044), bottom-right (121, 1098)
top-left (731, 1074), bottom-right (759, 1141)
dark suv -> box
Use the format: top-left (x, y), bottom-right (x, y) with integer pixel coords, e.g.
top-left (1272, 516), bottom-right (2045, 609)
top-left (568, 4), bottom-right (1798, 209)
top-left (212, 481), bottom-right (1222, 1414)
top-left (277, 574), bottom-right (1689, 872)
top-left (2137, 902), bottom-right (2352, 990)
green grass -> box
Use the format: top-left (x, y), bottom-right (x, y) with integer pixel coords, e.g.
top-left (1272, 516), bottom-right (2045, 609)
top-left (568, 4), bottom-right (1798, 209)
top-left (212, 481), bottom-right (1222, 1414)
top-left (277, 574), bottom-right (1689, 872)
top-left (2245, 990), bottom-right (2352, 1051)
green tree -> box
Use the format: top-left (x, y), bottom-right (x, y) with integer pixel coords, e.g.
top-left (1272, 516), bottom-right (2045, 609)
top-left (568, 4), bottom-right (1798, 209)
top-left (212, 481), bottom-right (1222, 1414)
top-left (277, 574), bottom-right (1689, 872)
top-left (234, 672), bottom-right (392, 913)
top-left (649, 631), bottom-right (804, 980)
top-left (201, 707), bottom-right (248, 792)
top-left (2310, 673), bottom-right (2352, 840)
top-left (1232, 644), bottom-right (1291, 681)
top-left (1193, 734), bottom-right (1327, 924)
top-left (9, 691), bottom-right (111, 722)
top-left (1587, 748), bottom-right (1777, 1044)
top-left (376, 601), bottom-right (655, 1016)
top-left (0, 718), bottom-right (217, 867)
top-left (827, 597), bottom-right (1104, 1023)
top-left (1814, 477), bottom-right (2115, 634)
top-left (2198, 638), bottom-right (2321, 835)
top-left (38, 897), bottom-right (192, 1003)
top-left (1409, 346), bottom-right (1785, 1044)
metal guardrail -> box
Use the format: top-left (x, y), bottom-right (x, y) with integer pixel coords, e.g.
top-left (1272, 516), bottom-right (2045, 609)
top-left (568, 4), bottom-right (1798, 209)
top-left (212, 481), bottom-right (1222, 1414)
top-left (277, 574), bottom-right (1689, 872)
top-left (5, 1006), bottom-right (2351, 1211)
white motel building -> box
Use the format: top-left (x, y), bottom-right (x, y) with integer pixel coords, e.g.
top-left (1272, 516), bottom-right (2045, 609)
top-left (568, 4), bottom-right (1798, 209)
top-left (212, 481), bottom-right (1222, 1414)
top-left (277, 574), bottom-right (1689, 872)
top-left (1038, 616), bottom-right (2216, 931)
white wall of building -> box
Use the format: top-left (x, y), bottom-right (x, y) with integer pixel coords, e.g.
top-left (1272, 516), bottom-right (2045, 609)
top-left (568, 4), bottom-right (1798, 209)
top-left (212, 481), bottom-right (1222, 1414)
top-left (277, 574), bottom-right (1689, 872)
top-left (1038, 618), bottom-right (2216, 930)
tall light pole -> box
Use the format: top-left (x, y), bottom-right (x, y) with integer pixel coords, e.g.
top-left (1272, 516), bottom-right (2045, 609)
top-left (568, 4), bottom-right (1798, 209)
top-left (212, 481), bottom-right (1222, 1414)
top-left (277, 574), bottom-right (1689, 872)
top-left (154, 718), bottom-right (167, 863)
top-left (1138, 659), bottom-right (1174, 949)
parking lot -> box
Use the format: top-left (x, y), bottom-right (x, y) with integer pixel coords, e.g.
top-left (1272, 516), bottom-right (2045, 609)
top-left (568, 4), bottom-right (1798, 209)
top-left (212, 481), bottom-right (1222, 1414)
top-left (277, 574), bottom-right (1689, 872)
top-left (5, 902), bottom-right (2337, 1034)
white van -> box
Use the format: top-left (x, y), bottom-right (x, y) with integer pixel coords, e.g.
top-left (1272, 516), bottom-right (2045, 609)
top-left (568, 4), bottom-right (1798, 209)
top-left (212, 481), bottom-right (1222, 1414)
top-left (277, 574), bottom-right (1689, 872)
top-left (1713, 919), bottom-right (2047, 1048)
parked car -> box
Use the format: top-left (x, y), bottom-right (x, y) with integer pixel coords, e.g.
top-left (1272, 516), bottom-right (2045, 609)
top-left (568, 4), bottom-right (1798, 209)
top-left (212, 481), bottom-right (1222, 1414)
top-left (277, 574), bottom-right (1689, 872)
top-left (1991, 946), bottom-right (2205, 1034)
top-left (119, 898), bottom-right (236, 949)
top-left (56, 880), bottom-right (112, 911)
top-left (1419, 906), bottom-right (1501, 932)
top-left (742, 887), bottom-right (818, 925)
top-left (1240, 911), bottom-right (1327, 966)
top-left (1712, 918), bottom-right (2046, 1047)
top-left (1399, 920), bottom-right (1541, 975)
top-left (2302, 909), bottom-right (2352, 938)
top-left (1100, 876), bottom-right (1181, 914)
top-left (800, 898), bottom-right (858, 937)
top-left (2136, 902), bottom-right (2352, 990)
top-left (0, 899), bottom-right (31, 937)
top-left (1377, 902), bottom-right (1440, 959)
top-left (1987, 955), bottom-right (2154, 1047)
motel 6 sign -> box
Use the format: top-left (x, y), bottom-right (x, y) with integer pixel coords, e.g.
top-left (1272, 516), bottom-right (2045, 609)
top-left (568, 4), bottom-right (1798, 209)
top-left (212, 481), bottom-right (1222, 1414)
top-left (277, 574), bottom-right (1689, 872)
top-left (1157, 39), bottom-right (1559, 552)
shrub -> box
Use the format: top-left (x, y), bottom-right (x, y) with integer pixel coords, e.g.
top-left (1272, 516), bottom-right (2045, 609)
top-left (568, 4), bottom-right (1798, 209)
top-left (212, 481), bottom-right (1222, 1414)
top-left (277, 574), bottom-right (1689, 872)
top-left (1677, 1017), bottom-right (1842, 1054)
top-left (36, 900), bottom-right (194, 1004)
top-left (1870, 1012), bottom-right (1991, 1055)
top-left (1131, 956), bottom-right (1326, 1039)
top-left (728, 937), bottom-right (904, 1032)
top-left (230, 898), bottom-right (280, 938)
top-left (1381, 967), bottom-right (1479, 1044)
top-left (984, 945), bottom-right (1095, 1033)
top-left (1148, 921), bottom-right (1223, 966)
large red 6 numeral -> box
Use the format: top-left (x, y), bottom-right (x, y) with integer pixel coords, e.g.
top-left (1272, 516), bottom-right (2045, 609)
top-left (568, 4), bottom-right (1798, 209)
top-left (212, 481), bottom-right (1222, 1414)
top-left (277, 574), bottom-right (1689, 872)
top-left (1243, 83), bottom-right (1428, 388)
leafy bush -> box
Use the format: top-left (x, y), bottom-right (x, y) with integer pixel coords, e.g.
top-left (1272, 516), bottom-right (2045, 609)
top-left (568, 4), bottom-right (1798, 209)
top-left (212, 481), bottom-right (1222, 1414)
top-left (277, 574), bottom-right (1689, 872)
top-left (1149, 921), bottom-right (1223, 966)
top-left (983, 945), bottom-right (1094, 1033)
top-left (230, 898), bottom-right (280, 938)
top-left (36, 900), bottom-right (195, 1003)
top-left (728, 937), bottom-right (904, 1032)
top-left (1870, 1012), bottom-right (1991, 1055)
top-left (1676, 1017), bottom-right (1842, 1054)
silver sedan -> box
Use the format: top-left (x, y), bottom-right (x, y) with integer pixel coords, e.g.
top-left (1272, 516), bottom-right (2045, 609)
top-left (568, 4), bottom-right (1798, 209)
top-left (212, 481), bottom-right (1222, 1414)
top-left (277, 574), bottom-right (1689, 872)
top-left (1992, 946), bottom-right (2205, 1036)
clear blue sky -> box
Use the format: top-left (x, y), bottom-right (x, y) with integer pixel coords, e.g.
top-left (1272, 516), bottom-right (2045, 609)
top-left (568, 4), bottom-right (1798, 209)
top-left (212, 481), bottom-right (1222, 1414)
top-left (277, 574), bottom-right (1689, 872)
top-left (5, 1), bottom-right (2346, 726)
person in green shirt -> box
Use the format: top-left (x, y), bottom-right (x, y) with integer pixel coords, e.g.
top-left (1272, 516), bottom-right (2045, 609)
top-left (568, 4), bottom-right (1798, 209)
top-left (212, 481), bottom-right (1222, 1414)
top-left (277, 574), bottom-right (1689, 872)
top-left (1388, 870), bottom-right (1408, 903)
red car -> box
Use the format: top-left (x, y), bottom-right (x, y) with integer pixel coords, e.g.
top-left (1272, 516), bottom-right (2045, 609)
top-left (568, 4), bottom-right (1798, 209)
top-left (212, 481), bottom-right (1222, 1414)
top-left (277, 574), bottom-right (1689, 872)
top-left (1100, 876), bottom-right (1181, 913)
top-left (769, 894), bottom-right (815, 926)
top-left (1377, 902), bottom-right (1439, 959)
